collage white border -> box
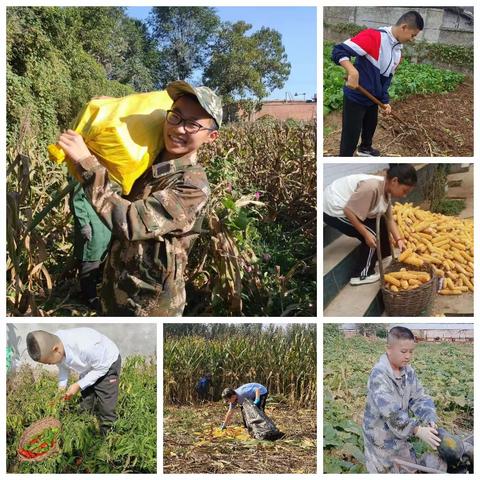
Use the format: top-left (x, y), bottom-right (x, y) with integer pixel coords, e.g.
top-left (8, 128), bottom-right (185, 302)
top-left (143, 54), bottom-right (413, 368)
top-left (1, 0), bottom-right (478, 479)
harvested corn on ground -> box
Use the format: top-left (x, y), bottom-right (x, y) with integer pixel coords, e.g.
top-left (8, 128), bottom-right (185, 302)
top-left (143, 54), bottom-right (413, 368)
top-left (193, 426), bottom-right (251, 443)
top-left (392, 203), bottom-right (473, 294)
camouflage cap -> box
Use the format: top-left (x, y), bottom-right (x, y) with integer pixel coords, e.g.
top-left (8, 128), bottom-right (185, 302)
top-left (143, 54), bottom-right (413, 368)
top-left (166, 80), bottom-right (223, 128)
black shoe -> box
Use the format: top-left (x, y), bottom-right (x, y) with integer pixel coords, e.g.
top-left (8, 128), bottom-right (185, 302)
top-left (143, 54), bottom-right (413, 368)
top-left (357, 146), bottom-right (381, 157)
top-left (86, 297), bottom-right (102, 313)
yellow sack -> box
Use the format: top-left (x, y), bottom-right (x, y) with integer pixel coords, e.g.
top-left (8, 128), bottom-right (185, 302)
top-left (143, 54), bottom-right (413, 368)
top-left (48, 90), bottom-right (173, 194)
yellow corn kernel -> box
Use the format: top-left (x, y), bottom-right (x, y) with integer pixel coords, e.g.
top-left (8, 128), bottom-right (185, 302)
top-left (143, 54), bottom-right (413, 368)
top-left (384, 274), bottom-right (401, 287)
top-left (438, 289), bottom-right (462, 295)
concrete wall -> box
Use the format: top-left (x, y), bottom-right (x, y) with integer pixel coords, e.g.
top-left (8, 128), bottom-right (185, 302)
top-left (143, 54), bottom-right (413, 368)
top-left (324, 7), bottom-right (473, 46)
top-left (7, 323), bottom-right (157, 372)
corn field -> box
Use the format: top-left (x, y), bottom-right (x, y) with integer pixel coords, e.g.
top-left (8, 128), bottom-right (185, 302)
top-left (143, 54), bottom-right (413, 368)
top-left (163, 323), bottom-right (316, 406)
top-left (7, 118), bottom-right (316, 316)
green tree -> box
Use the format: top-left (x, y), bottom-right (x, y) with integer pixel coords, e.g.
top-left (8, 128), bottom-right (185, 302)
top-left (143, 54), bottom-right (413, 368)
top-left (148, 6), bottom-right (220, 85)
top-left (203, 21), bottom-right (291, 103)
top-left (106, 18), bottom-right (161, 92)
top-left (6, 6), bottom-right (161, 153)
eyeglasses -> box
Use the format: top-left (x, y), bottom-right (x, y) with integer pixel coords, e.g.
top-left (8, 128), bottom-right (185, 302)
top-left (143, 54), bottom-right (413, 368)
top-left (166, 110), bottom-right (216, 134)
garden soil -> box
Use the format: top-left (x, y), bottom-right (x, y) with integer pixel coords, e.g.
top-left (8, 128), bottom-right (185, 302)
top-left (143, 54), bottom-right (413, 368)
top-left (323, 82), bottom-right (473, 157)
top-left (163, 403), bottom-right (316, 474)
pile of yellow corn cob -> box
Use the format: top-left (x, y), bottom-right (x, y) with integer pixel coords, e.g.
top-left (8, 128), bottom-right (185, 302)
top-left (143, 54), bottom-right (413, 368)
top-left (384, 268), bottom-right (431, 292)
top-left (389, 202), bottom-right (473, 295)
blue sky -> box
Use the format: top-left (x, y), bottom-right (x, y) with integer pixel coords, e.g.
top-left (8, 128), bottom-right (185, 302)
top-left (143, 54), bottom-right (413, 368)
top-left (126, 6), bottom-right (316, 101)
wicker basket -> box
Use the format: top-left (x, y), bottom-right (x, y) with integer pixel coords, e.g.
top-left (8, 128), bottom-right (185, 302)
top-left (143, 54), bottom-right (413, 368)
top-left (18, 417), bottom-right (61, 463)
top-left (376, 215), bottom-right (437, 317)
top-left (381, 260), bottom-right (437, 316)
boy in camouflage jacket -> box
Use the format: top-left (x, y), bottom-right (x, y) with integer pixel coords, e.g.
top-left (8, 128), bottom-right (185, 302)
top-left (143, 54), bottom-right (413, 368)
top-left (58, 81), bottom-right (222, 316)
top-left (363, 326), bottom-right (440, 472)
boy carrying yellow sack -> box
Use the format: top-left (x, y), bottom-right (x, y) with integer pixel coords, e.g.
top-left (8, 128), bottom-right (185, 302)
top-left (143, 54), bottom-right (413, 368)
top-left (56, 81), bottom-right (222, 317)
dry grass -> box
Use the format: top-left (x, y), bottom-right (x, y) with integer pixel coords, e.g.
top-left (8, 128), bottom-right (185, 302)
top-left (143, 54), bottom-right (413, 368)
top-left (163, 403), bottom-right (316, 474)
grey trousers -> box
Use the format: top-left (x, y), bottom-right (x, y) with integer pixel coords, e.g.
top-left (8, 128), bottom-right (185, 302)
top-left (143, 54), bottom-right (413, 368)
top-left (80, 355), bottom-right (121, 433)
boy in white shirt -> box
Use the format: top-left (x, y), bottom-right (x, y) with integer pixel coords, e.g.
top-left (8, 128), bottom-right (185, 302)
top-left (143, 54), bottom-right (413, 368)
top-left (27, 327), bottom-right (121, 435)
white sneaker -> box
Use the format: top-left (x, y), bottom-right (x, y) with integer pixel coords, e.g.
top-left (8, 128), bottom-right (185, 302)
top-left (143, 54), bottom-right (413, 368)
top-left (350, 273), bottom-right (380, 286)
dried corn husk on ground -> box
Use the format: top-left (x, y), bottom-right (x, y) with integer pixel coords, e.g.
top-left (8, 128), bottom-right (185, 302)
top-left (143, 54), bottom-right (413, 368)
top-left (393, 202), bottom-right (473, 294)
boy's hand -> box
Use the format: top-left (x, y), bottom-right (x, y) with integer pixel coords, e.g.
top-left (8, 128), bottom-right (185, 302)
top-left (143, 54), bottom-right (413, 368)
top-left (57, 130), bottom-right (91, 163)
top-left (345, 70), bottom-right (359, 90)
top-left (80, 224), bottom-right (93, 242)
top-left (382, 104), bottom-right (392, 115)
top-left (415, 425), bottom-right (441, 449)
top-left (340, 61), bottom-right (359, 89)
top-left (363, 232), bottom-right (377, 249)
top-left (397, 239), bottom-right (407, 252)
top-left (64, 382), bottom-right (81, 400)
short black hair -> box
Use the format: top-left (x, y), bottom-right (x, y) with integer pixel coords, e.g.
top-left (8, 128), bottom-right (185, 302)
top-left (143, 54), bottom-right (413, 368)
top-left (396, 11), bottom-right (424, 31)
top-left (388, 326), bottom-right (415, 344)
top-left (222, 388), bottom-right (236, 400)
top-left (387, 163), bottom-right (417, 186)
top-left (26, 332), bottom-right (41, 361)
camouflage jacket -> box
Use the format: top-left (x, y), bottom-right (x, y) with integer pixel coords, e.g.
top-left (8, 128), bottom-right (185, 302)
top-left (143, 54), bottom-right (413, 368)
top-left (363, 353), bottom-right (437, 472)
top-left (75, 152), bottom-right (210, 316)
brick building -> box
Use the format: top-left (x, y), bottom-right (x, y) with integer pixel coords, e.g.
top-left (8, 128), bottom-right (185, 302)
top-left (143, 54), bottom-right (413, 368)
top-left (250, 100), bottom-right (317, 122)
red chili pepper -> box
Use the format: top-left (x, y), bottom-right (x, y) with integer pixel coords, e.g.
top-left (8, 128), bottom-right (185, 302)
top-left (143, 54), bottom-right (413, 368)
top-left (19, 448), bottom-right (34, 458)
top-left (29, 437), bottom-right (40, 445)
top-left (39, 442), bottom-right (48, 449)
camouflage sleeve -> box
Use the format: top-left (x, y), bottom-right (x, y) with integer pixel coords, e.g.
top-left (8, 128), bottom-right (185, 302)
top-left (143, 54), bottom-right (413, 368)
top-left (368, 369), bottom-right (418, 440)
top-left (73, 155), bottom-right (208, 242)
top-left (408, 371), bottom-right (437, 424)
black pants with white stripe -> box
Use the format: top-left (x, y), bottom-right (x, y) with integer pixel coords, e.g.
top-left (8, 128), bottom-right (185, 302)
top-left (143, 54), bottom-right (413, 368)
top-left (324, 213), bottom-right (391, 279)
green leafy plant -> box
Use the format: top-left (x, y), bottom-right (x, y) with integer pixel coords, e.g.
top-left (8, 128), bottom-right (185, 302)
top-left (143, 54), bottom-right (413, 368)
top-left (7, 356), bottom-right (157, 473)
top-left (389, 60), bottom-right (464, 99)
top-left (435, 199), bottom-right (466, 217)
top-left (405, 41), bottom-right (473, 70)
top-left (324, 22), bottom-right (365, 37)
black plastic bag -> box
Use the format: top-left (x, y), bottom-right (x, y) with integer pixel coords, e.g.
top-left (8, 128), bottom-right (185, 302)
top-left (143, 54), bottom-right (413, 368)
top-left (241, 398), bottom-right (284, 441)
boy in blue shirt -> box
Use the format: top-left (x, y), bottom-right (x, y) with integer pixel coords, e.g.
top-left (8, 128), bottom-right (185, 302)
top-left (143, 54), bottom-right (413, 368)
top-left (221, 382), bottom-right (268, 429)
top-left (195, 372), bottom-right (212, 402)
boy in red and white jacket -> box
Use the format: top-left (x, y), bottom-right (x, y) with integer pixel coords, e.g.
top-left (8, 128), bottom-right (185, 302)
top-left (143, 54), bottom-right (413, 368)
top-left (332, 11), bottom-right (424, 157)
